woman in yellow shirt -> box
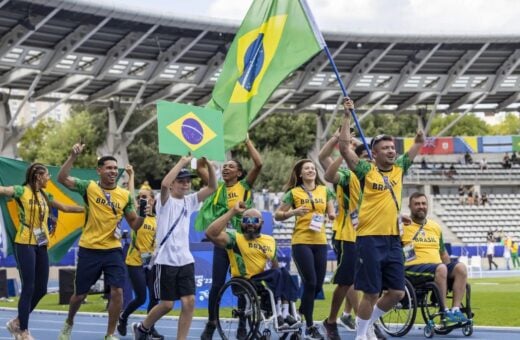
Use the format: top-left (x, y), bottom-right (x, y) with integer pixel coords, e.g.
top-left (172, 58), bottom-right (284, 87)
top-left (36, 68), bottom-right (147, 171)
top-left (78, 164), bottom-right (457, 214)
top-left (0, 163), bottom-right (83, 340)
top-left (117, 179), bottom-right (162, 339)
top-left (275, 159), bottom-right (335, 340)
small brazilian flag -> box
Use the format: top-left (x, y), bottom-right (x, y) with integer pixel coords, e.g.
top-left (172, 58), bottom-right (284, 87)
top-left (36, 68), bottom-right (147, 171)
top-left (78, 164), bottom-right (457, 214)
top-left (208, 0), bottom-right (325, 149)
top-left (157, 101), bottom-right (225, 161)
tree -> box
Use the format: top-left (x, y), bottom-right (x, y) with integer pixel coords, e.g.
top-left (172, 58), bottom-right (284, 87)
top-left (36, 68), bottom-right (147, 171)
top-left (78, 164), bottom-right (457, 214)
top-left (236, 148), bottom-right (296, 192)
top-left (18, 110), bottom-right (101, 168)
top-left (429, 113), bottom-right (490, 136)
top-left (490, 112), bottom-right (520, 135)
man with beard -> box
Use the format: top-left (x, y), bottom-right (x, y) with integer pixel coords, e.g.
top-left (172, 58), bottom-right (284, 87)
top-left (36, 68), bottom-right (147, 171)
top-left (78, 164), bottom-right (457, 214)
top-left (205, 202), bottom-right (300, 339)
top-left (338, 98), bottom-right (424, 340)
top-left (57, 143), bottom-right (148, 340)
top-left (403, 192), bottom-right (468, 323)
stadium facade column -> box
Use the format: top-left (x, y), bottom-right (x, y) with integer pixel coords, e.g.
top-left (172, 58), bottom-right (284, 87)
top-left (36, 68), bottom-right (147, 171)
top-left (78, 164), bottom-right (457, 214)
top-left (0, 93), bottom-right (17, 158)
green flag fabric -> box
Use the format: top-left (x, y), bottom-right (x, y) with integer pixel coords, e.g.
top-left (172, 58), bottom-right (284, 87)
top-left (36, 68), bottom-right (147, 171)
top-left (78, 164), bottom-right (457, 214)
top-left (209, 0), bottom-right (325, 149)
top-left (194, 180), bottom-right (253, 232)
top-left (157, 101), bottom-right (225, 161)
top-left (0, 157), bottom-right (101, 262)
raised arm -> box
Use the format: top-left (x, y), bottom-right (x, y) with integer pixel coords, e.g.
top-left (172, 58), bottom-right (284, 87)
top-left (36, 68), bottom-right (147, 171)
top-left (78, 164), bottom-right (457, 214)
top-left (338, 98), bottom-right (359, 172)
top-left (206, 201), bottom-right (246, 248)
top-left (318, 131), bottom-right (340, 171)
top-left (406, 130), bottom-right (425, 162)
top-left (196, 158), bottom-right (210, 185)
top-left (58, 143), bottom-right (84, 190)
top-left (244, 137), bottom-right (263, 187)
top-left (324, 157), bottom-right (343, 184)
top-left (160, 156), bottom-right (192, 206)
top-left (197, 157), bottom-right (218, 202)
top-left (51, 200), bottom-right (84, 213)
top-left (125, 164), bottom-right (135, 201)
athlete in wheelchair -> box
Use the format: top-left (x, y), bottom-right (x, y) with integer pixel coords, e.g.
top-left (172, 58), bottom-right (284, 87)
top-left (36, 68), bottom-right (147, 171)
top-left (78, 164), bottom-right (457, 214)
top-left (206, 202), bottom-right (303, 340)
top-left (380, 192), bottom-right (473, 338)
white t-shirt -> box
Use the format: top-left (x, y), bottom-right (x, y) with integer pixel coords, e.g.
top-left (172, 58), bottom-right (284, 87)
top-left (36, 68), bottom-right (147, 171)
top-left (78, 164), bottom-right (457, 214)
top-left (486, 242), bottom-right (495, 256)
top-left (154, 192), bottom-right (199, 266)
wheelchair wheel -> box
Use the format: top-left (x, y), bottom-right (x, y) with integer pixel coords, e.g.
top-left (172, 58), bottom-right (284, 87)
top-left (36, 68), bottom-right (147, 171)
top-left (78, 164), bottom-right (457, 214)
top-left (216, 277), bottom-right (261, 340)
top-left (419, 282), bottom-right (445, 331)
top-left (462, 322), bottom-right (473, 336)
top-left (379, 279), bottom-right (417, 337)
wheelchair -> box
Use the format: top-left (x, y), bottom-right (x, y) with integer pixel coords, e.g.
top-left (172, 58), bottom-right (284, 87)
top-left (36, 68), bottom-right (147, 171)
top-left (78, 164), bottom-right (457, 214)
top-left (215, 277), bottom-right (303, 340)
top-left (378, 277), bottom-right (474, 338)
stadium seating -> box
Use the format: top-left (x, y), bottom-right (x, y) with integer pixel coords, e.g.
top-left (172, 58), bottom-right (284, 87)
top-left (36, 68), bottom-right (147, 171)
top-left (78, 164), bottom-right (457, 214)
top-left (434, 193), bottom-right (520, 243)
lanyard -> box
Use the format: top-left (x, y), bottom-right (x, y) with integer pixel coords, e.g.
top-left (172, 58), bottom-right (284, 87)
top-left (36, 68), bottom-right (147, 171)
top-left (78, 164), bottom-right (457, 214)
top-left (377, 170), bottom-right (400, 212)
top-left (411, 220), bottom-right (427, 241)
top-left (300, 185), bottom-right (316, 210)
top-left (98, 182), bottom-right (117, 217)
top-left (159, 198), bottom-right (187, 247)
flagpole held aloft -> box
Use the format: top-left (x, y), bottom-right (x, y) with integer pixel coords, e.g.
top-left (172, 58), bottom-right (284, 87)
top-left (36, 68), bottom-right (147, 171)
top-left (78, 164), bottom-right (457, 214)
top-left (323, 45), bottom-right (372, 159)
top-left (298, 0), bottom-right (372, 158)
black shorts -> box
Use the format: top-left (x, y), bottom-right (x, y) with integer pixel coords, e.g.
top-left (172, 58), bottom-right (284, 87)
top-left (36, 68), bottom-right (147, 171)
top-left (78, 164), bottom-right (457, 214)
top-left (154, 263), bottom-right (195, 301)
top-left (333, 241), bottom-right (356, 286)
top-left (75, 247), bottom-right (126, 295)
top-left (355, 236), bottom-right (404, 294)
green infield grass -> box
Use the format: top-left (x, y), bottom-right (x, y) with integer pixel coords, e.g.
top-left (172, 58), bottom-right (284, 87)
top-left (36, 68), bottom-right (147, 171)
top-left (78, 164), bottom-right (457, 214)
top-left (1, 276), bottom-right (518, 327)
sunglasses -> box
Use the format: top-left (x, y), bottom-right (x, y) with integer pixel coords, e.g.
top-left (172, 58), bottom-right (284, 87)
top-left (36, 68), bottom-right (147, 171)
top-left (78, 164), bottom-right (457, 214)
top-left (370, 134), bottom-right (393, 148)
top-left (242, 216), bottom-right (261, 225)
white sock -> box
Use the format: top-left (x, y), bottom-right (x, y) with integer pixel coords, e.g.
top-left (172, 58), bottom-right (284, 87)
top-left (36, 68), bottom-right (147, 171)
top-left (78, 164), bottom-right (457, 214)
top-left (343, 312), bottom-right (351, 318)
top-left (282, 303), bottom-right (290, 318)
top-left (451, 306), bottom-right (460, 312)
top-left (356, 317), bottom-right (370, 337)
top-left (369, 305), bottom-right (386, 324)
top-left (276, 300), bottom-right (282, 315)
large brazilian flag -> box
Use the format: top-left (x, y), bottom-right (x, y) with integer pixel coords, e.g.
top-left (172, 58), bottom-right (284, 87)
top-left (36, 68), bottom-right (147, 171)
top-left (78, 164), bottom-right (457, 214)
top-left (209, 0), bottom-right (325, 149)
top-left (0, 157), bottom-right (106, 262)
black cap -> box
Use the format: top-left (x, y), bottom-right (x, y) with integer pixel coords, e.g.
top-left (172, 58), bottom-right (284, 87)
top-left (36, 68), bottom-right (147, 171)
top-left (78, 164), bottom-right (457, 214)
top-left (176, 168), bottom-right (197, 180)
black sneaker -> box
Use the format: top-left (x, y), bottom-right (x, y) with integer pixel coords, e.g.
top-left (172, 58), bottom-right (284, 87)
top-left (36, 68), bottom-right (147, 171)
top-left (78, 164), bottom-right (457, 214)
top-left (200, 322), bottom-right (216, 340)
top-left (322, 319), bottom-right (341, 340)
top-left (237, 324), bottom-right (247, 340)
top-left (305, 325), bottom-right (324, 340)
top-left (373, 322), bottom-right (387, 340)
top-left (338, 314), bottom-right (356, 331)
top-left (277, 315), bottom-right (288, 329)
top-left (132, 322), bottom-right (151, 340)
top-left (285, 314), bottom-right (299, 328)
top-left (150, 326), bottom-right (164, 340)
top-left (117, 315), bottom-right (127, 336)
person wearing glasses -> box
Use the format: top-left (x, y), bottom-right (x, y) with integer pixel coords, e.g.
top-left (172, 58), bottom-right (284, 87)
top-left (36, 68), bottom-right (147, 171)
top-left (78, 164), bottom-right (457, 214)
top-left (133, 156), bottom-right (217, 340)
top-left (197, 137), bottom-right (263, 340)
top-left (1, 163), bottom-right (84, 340)
top-left (275, 159), bottom-right (336, 340)
top-left (338, 98), bottom-right (424, 340)
top-left (205, 202), bottom-right (300, 339)
top-left (117, 175), bottom-right (163, 339)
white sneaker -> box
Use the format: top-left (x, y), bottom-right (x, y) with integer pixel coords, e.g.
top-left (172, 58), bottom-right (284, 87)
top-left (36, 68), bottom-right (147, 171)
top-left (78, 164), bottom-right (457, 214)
top-left (58, 322), bottom-right (73, 340)
top-left (366, 324), bottom-right (377, 340)
top-left (6, 318), bottom-right (20, 336)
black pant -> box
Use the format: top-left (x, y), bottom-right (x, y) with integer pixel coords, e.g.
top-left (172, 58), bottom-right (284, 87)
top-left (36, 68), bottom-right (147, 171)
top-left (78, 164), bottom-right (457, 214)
top-left (292, 244), bottom-right (327, 327)
top-left (208, 246), bottom-right (230, 322)
top-left (487, 254), bottom-right (498, 270)
top-left (15, 243), bottom-right (49, 331)
top-left (121, 265), bottom-right (158, 319)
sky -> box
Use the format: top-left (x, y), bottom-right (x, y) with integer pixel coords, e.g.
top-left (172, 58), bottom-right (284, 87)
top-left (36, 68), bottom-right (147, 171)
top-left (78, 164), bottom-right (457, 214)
top-left (114, 0), bottom-right (520, 36)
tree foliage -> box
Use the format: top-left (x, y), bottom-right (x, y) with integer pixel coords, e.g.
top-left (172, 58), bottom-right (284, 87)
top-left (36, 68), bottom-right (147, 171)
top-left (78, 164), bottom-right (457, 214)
top-left (489, 113), bottom-right (520, 135)
top-left (18, 110), bottom-right (101, 168)
top-left (236, 148), bottom-right (295, 192)
top-left (429, 113), bottom-right (490, 136)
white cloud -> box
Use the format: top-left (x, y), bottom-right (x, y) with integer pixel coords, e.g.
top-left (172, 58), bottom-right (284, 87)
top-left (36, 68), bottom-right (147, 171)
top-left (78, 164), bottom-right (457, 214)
top-left (122, 0), bottom-right (520, 35)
